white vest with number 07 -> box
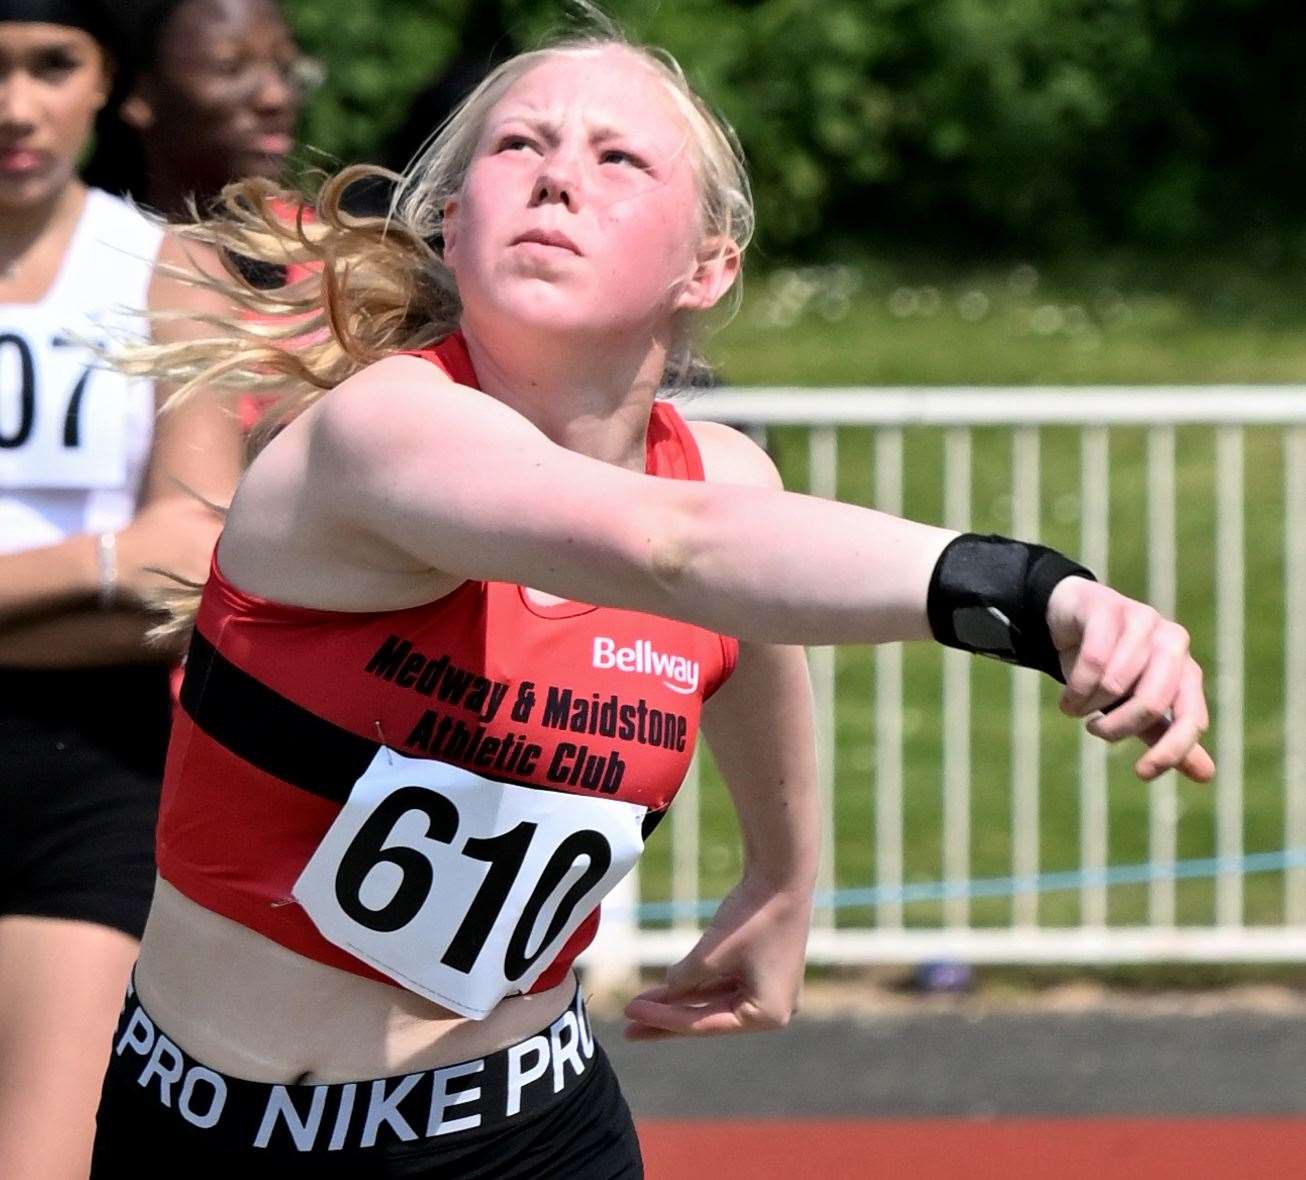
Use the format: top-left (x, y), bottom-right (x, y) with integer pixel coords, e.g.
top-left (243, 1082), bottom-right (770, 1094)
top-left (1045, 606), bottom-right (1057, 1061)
top-left (0, 188), bottom-right (163, 554)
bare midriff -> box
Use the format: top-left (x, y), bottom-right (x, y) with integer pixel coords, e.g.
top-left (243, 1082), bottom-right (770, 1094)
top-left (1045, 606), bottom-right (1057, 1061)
top-left (133, 878), bottom-right (577, 1084)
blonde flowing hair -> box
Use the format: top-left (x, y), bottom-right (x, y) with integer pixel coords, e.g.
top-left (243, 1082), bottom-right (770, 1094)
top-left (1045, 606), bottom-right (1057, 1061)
top-left (129, 17), bottom-right (755, 435)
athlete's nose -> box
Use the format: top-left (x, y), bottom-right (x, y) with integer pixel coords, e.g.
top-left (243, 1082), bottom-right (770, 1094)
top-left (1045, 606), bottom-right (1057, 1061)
top-left (529, 144), bottom-right (583, 212)
top-left (530, 170), bottom-right (575, 210)
top-left (0, 73), bottom-right (40, 132)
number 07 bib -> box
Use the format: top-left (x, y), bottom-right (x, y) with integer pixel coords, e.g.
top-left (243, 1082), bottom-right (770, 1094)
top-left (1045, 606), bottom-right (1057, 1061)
top-left (0, 317), bottom-right (130, 489)
top-left (293, 749), bottom-right (647, 1019)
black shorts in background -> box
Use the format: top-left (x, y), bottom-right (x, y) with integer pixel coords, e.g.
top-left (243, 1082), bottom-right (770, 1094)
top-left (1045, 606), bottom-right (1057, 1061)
top-left (0, 664), bottom-right (171, 938)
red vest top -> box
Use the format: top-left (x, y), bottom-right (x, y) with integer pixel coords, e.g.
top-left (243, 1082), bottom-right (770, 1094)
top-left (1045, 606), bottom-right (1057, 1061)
top-left (157, 334), bottom-right (737, 995)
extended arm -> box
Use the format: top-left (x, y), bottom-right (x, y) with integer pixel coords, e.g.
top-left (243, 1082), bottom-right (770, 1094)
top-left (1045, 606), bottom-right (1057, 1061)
top-left (294, 358), bottom-right (956, 646)
top-left (235, 358), bottom-right (1210, 782)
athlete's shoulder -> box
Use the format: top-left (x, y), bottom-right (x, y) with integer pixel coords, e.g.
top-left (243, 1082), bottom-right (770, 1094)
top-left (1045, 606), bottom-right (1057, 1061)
top-left (146, 231), bottom-right (232, 322)
top-left (82, 186), bottom-right (144, 224)
top-left (83, 187), bottom-right (164, 249)
top-left (687, 419), bottom-right (783, 490)
top-left (319, 352), bottom-right (453, 427)
top-left (314, 353), bottom-right (514, 478)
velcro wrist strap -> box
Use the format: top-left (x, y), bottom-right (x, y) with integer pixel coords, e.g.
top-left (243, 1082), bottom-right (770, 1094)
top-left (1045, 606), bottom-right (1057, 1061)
top-left (926, 533), bottom-right (1096, 683)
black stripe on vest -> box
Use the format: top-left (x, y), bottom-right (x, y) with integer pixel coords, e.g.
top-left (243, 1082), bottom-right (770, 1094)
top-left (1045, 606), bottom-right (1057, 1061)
top-left (181, 629), bottom-right (379, 803)
top-left (180, 629), bottom-right (669, 838)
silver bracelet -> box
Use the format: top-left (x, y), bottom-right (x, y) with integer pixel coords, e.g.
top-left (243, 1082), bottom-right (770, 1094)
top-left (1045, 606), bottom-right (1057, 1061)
top-left (95, 531), bottom-right (118, 608)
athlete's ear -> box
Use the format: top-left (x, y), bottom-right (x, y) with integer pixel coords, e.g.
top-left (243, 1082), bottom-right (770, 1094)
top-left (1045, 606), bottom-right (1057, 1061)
top-left (119, 86), bottom-right (156, 133)
top-left (674, 235), bottom-right (741, 314)
top-left (91, 49), bottom-right (115, 112)
top-left (441, 197), bottom-right (459, 267)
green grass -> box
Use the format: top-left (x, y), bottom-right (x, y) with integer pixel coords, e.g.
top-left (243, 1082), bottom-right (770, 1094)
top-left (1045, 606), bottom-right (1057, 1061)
top-left (636, 261), bottom-right (1305, 938)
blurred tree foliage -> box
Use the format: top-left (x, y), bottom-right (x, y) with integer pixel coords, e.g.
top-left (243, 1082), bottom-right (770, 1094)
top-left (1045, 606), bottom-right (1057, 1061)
top-left (281, 0), bottom-right (460, 173)
top-left (281, 0), bottom-right (1306, 259)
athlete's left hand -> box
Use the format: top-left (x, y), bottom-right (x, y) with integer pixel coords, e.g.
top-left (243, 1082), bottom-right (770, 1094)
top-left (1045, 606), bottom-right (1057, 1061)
top-left (622, 875), bottom-right (810, 1041)
top-left (1047, 576), bottom-right (1215, 784)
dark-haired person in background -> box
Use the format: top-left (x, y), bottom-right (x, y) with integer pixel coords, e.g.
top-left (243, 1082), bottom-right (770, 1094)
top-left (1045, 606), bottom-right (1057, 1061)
top-left (92, 0), bottom-right (316, 429)
top-left (85, 0), bottom-right (305, 219)
top-left (0, 3), bottom-right (236, 1176)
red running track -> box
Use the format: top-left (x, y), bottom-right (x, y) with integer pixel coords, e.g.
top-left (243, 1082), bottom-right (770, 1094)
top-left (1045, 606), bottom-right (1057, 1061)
top-left (638, 1118), bottom-right (1306, 1179)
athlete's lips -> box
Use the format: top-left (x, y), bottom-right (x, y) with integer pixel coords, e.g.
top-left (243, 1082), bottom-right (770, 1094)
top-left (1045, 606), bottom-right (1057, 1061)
top-left (0, 148), bottom-right (47, 175)
top-left (511, 229), bottom-right (581, 255)
top-left (251, 132), bottom-right (294, 156)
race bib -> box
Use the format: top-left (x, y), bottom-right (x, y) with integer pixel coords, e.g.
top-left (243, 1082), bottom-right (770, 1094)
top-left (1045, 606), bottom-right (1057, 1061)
top-left (0, 328), bottom-right (128, 489)
top-left (293, 749), bottom-right (647, 1020)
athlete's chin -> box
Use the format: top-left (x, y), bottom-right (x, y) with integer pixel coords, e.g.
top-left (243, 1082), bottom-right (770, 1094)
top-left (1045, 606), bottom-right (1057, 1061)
top-left (0, 168), bottom-right (64, 212)
top-left (229, 151), bottom-right (288, 181)
top-left (480, 288), bottom-right (632, 338)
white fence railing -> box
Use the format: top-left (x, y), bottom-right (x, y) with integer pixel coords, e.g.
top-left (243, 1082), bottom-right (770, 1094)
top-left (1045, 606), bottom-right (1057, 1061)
top-left (582, 387), bottom-right (1306, 987)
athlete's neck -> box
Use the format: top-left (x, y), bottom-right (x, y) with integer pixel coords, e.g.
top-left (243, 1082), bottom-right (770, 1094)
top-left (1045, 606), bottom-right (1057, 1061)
top-left (458, 321), bottom-right (670, 473)
top-left (0, 179), bottom-right (86, 261)
top-left (141, 148), bottom-right (249, 222)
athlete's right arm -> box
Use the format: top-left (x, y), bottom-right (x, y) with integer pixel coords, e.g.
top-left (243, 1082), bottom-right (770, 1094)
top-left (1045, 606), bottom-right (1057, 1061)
top-left (261, 356), bottom-right (1212, 783)
top-left (0, 234), bottom-right (240, 640)
top-left (289, 356), bottom-right (955, 648)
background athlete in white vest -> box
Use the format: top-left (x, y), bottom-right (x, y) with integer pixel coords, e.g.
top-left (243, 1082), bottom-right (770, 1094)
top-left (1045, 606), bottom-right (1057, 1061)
top-left (0, 3), bottom-right (237, 1176)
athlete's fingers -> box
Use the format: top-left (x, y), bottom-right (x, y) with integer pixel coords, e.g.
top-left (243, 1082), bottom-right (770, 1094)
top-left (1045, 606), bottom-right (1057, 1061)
top-left (649, 946), bottom-right (748, 1009)
top-left (623, 1016), bottom-right (739, 1042)
top-left (1128, 661), bottom-right (1210, 780)
top-left (1133, 719), bottom-right (1213, 783)
top-left (1176, 742), bottom-right (1216, 783)
top-left (1089, 606), bottom-right (1162, 718)
top-left (627, 975), bottom-right (739, 1008)
top-left (1161, 738), bottom-right (1215, 784)
top-left (1086, 621), bottom-right (1189, 743)
top-left (623, 993), bottom-right (789, 1041)
top-left (660, 951), bottom-right (724, 998)
top-left (622, 991), bottom-right (748, 1040)
top-left (1133, 661), bottom-right (1213, 783)
top-left (1060, 601), bottom-right (1126, 716)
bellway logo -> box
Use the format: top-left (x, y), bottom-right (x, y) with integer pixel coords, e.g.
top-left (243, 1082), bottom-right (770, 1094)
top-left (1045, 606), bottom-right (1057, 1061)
top-left (593, 637), bottom-right (699, 695)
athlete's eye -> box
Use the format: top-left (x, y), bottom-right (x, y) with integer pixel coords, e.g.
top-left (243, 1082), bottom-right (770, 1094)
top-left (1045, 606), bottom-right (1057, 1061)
top-left (31, 49), bottom-right (80, 79)
top-left (599, 148), bottom-right (648, 170)
top-left (209, 56), bottom-right (245, 78)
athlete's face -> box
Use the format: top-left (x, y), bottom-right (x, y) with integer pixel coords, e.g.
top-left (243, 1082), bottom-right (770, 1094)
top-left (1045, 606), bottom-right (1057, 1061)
top-left (443, 50), bottom-right (736, 344)
top-left (124, 0), bottom-right (301, 193)
top-left (0, 23), bottom-right (110, 211)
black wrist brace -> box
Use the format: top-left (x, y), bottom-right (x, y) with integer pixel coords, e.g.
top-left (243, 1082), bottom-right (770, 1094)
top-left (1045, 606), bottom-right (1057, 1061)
top-left (926, 533), bottom-right (1096, 683)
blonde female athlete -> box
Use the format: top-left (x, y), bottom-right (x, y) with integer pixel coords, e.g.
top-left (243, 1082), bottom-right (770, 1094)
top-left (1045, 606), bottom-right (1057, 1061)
top-left (90, 24), bottom-right (1212, 1180)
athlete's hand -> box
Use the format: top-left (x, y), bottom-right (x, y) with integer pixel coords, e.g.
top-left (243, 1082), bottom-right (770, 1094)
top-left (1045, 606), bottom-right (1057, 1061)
top-left (1047, 576), bottom-right (1214, 784)
top-left (622, 876), bottom-right (810, 1041)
